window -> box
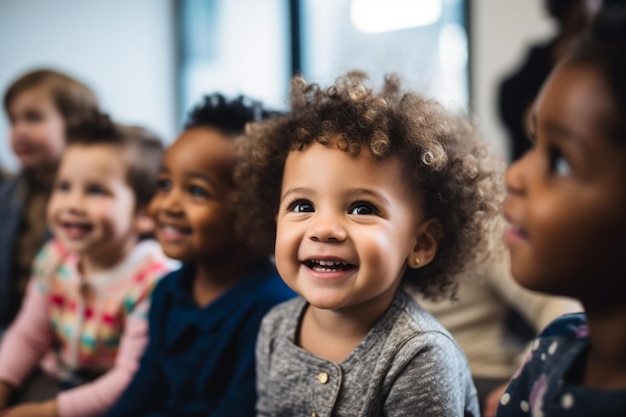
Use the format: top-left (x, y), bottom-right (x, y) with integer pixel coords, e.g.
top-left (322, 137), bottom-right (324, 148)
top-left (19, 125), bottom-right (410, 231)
top-left (299, 0), bottom-right (469, 110)
top-left (178, 0), bottom-right (469, 123)
top-left (178, 0), bottom-right (290, 120)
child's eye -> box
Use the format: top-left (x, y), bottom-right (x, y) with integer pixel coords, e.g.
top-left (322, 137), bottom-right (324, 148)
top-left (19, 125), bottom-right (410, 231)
top-left (55, 181), bottom-right (71, 192)
top-left (157, 179), bottom-right (172, 192)
top-left (288, 199), bottom-right (314, 213)
top-left (189, 185), bottom-right (208, 198)
top-left (554, 157), bottom-right (571, 176)
top-left (549, 148), bottom-right (571, 177)
top-left (348, 201), bottom-right (379, 215)
top-left (87, 185), bottom-right (107, 195)
top-left (24, 110), bottom-right (43, 123)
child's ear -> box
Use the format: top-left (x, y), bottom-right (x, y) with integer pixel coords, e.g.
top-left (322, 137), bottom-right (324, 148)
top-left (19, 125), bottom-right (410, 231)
top-left (407, 218), bottom-right (442, 269)
top-left (133, 206), bottom-right (156, 236)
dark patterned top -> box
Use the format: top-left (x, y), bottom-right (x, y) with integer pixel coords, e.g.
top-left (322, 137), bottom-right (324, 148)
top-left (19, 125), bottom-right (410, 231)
top-left (497, 313), bottom-right (626, 417)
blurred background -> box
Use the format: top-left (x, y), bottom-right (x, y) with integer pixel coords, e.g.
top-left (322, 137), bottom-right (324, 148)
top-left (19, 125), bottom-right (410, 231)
top-left (0, 0), bottom-right (555, 172)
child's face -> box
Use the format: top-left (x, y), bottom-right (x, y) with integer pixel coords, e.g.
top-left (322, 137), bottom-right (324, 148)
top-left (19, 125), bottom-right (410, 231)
top-left (504, 63), bottom-right (626, 299)
top-left (275, 140), bottom-right (427, 314)
top-left (47, 144), bottom-right (139, 263)
top-left (149, 127), bottom-right (238, 263)
top-left (7, 86), bottom-right (65, 171)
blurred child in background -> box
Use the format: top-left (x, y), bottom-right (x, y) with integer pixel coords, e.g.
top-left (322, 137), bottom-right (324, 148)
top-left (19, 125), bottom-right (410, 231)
top-left (0, 114), bottom-right (177, 417)
top-left (498, 4), bottom-right (626, 415)
top-left (106, 94), bottom-right (295, 417)
top-left (0, 69), bottom-right (99, 333)
top-left (497, 0), bottom-right (600, 162)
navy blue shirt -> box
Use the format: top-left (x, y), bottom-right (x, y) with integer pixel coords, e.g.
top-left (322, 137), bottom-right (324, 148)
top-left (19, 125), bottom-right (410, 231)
top-left (105, 261), bottom-right (295, 417)
top-left (496, 313), bottom-right (626, 417)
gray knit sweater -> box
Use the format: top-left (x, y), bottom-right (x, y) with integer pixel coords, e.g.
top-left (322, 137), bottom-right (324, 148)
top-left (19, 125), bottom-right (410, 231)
top-left (256, 289), bottom-right (479, 417)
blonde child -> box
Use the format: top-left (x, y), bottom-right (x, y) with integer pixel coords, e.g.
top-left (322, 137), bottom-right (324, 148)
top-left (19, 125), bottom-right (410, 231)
top-left (235, 71), bottom-right (503, 416)
top-left (497, 4), bottom-right (626, 416)
top-left (1, 69), bottom-right (99, 332)
top-left (105, 94), bottom-right (295, 417)
top-left (0, 114), bottom-right (177, 417)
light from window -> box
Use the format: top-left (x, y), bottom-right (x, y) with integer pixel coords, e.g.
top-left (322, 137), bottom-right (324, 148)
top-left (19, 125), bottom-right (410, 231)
top-left (350, 0), bottom-right (442, 33)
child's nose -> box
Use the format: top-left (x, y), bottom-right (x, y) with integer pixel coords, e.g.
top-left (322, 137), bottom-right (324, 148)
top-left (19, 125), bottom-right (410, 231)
top-left (160, 188), bottom-right (184, 215)
top-left (505, 151), bottom-right (530, 196)
top-left (307, 213), bottom-right (347, 243)
top-left (10, 119), bottom-right (28, 139)
top-left (65, 191), bottom-right (87, 212)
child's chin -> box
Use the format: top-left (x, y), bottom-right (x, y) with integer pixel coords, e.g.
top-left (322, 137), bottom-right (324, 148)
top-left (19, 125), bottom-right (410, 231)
top-left (60, 242), bottom-right (89, 256)
top-left (55, 233), bottom-right (90, 251)
top-left (304, 293), bottom-right (349, 311)
top-left (160, 246), bottom-right (190, 262)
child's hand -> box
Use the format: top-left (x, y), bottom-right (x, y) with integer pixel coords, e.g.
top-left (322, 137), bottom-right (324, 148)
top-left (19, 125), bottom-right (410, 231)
top-left (0, 399), bottom-right (59, 417)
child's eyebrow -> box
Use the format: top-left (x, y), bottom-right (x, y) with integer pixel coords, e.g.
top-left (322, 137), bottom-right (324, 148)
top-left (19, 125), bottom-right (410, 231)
top-left (160, 166), bottom-right (211, 180)
top-left (185, 171), bottom-right (214, 183)
top-left (345, 188), bottom-right (391, 206)
top-left (542, 120), bottom-right (590, 152)
top-left (280, 187), bottom-right (391, 206)
top-left (280, 187), bottom-right (309, 202)
top-left (525, 113), bottom-right (537, 144)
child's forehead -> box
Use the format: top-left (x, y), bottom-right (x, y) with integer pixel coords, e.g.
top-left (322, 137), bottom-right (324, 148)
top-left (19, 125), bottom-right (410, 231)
top-left (282, 141), bottom-right (424, 209)
top-left (9, 84), bottom-right (55, 107)
top-left (165, 127), bottom-right (236, 176)
top-left (61, 143), bottom-right (128, 177)
top-left (285, 141), bottom-right (408, 183)
top-left (66, 140), bottom-right (116, 151)
top-left (171, 127), bottom-right (234, 152)
top-left (543, 63), bottom-right (609, 100)
top-left (537, 64), bottom-right (617, 138)
top-left (64, 142), bottom-right (125, 163)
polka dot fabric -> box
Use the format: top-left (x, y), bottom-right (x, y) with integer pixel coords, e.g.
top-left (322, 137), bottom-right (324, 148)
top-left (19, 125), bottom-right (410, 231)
top-left (495, 314), bottom-right (626, 416)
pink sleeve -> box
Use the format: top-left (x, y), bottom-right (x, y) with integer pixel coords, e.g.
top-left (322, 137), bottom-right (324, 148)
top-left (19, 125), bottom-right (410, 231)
top-left (0, 280), bottom-right (54, 387)
top-left (56, 304), bottom-right (149, 417)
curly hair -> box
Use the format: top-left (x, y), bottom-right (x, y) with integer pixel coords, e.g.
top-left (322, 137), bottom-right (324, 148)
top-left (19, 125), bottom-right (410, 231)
top-left (235, 71), bottom-right (504, 300)
top-left (180, 93), bottom-right (278, 253)
top-left (185, 93), bottom-right (278, 134)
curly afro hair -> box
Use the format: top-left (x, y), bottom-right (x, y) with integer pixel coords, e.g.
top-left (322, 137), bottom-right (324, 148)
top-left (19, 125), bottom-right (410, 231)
top-left (185, 93), bottom-right (277, 134)
top-left (234, 71), bottom-right (504, 300)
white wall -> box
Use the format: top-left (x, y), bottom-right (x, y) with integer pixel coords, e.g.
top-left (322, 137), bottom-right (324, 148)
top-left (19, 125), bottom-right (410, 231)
top-left (0, 0), bottom-right (177, 172)
top-left (471, 0), bottom-right (555, 160)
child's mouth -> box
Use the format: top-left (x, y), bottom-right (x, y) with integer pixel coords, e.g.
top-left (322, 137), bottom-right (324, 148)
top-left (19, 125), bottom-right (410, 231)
top-left (159, 224), bottom-right (192, 241)
top-left (62, 222), bottom-right (93, 239)
top-left (304, 259), bottom-right (355, 272)
top-left (505, 224), bottom-right (529, 244)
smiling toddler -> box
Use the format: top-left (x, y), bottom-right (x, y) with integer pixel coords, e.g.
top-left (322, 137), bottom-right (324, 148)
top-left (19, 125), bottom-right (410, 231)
top-left (0, 114), bottom-right (177, 417)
